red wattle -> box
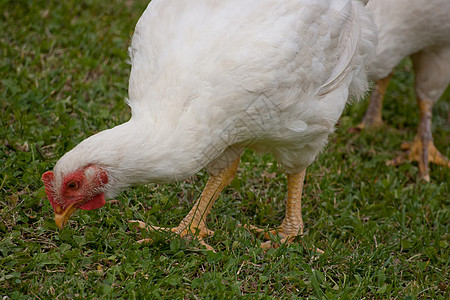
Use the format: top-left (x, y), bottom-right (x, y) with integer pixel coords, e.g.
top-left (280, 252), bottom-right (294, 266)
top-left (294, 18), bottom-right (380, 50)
top-left (79, 193), bottom-right (106, 210)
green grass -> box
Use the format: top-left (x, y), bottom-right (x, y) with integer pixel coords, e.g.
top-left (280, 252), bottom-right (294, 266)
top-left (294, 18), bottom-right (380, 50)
top-left (1, 0), bottom-right (449, 298)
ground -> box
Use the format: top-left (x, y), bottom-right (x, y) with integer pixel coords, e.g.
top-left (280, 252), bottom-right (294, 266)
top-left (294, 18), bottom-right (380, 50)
top-left (0, 0), bottom-right (448, 298)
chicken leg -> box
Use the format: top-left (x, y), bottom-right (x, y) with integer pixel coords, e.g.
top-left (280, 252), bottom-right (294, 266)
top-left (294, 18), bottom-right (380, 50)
top-left (130, 157), bottom-right (240, 250)
top-left (245, 169), bottom-right (321, 251)
top-left (387, 97), bottom-right (450, 181)
top-left (387, 48), bottom-right (450, 181)
top-left (356, 74), bottom-right (392, 130)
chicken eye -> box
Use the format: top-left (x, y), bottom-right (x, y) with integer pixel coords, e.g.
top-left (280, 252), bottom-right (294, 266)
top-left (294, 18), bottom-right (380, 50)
top-left (67, 181), bottom-right (79, 191)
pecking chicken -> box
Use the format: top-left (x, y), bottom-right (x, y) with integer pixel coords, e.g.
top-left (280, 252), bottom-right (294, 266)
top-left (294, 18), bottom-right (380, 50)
top-left (42, 0), bottom-right (376, 250)
top-left (356, 0), bottom-right (450, 181)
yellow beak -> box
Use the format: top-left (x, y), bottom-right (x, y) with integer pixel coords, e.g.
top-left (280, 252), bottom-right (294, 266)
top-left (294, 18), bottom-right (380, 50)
top-left (54, 203), bottom-right (79, 229)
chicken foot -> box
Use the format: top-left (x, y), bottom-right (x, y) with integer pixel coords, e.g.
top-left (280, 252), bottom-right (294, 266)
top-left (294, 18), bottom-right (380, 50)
top-left (244, 169), bottom-right (322, 252)
top-left (130, 157), bottom-right (240, 250)
top-left (387, 98), bottom-right (450, 181)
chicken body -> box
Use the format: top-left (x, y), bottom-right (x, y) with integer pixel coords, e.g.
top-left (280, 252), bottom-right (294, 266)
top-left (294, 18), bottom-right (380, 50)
top-left (359, 0), bottom-right (450, 180)
top-left (43, 0), bottom-right (376, 249)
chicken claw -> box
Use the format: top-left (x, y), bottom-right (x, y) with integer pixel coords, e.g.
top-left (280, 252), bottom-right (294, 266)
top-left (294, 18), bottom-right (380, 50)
top-left (129, 157), bottom-right (240, 251)
top-left (129, 219), bottom-right (215, 250)
top-left (386, 96), bottom-right (450, 181)
top-left (387, 136), bottom-right (450, 182)
top-left (243, 223), bottom-right (324, 253)
top-left (242, 170), bottom-right (323, 253)
top-left (243, 224), bottom-right (296, 249)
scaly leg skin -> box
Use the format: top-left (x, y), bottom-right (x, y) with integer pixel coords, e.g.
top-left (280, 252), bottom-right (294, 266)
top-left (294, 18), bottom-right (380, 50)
top-left (387, 98), bottom-right (450, 181)
top-left (245, 170), bottom-right (323, 253)
top-left (351, 74), bottom-right (392, 132)
top-left (130, 157), bottom-right (240, 251)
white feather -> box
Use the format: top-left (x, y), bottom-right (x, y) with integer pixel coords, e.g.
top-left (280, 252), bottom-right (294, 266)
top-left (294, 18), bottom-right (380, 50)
top-left (366, 0), bottom-right (450, 80)
top-left (53, 0), bottom-right (377, 197)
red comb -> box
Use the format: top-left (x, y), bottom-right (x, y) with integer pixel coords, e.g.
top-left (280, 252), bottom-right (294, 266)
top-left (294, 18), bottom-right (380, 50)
top-left (42, 171), bottom-right (54, 184)
top-left (42, 171), bottom-right (56, 207)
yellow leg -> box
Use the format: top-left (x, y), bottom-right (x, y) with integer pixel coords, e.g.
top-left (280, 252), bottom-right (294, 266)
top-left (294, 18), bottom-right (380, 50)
top-left (387, 98), bottom-right (450, 181)
top-left (352, 75), bottom-right (392, 132)
top-left (130, 157), bottom-right (240, 250)
top-left (279, 170), bottom-right (306, 238)
top-left (245, 169), bottom-right (322, 252)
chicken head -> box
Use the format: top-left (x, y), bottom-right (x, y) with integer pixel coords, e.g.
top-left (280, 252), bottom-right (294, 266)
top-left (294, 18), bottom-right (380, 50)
top-left (42, 165), bottom-right (108, 229)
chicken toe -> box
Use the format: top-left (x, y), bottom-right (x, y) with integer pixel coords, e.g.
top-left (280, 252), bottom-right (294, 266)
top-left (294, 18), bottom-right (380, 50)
top-left (130, 157), bottom-right (240, 250)
top-left (386, 95), bottom-right (450, 181)
top-left (387, 136), bottom-right (450, 181)
top-left (244, 170), bottom-right (323, 252)
top-left (130, 219), bottom-right (215, 249)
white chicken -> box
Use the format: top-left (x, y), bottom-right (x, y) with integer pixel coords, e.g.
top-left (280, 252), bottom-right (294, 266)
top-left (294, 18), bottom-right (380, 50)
top-left (42, 0), bottom-right (376, 249)
top-left (357, 0), bottom-right (450, 181)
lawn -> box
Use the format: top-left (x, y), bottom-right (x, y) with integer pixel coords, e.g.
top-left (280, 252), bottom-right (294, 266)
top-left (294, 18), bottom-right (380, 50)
top-left (1, 0), bottom-right (448, 298)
